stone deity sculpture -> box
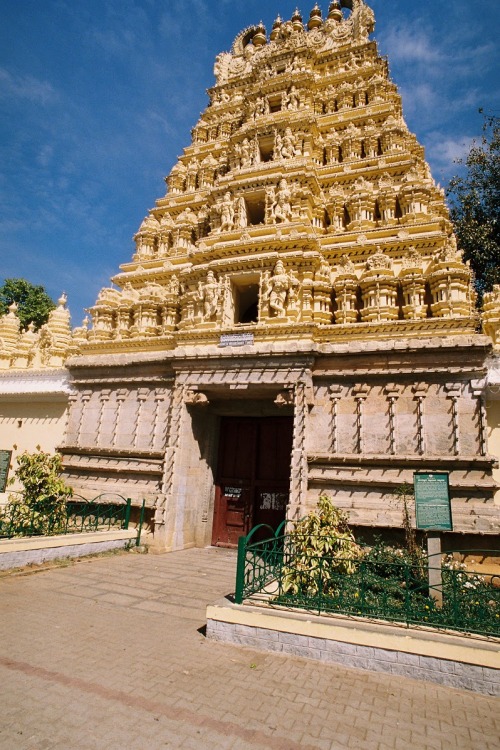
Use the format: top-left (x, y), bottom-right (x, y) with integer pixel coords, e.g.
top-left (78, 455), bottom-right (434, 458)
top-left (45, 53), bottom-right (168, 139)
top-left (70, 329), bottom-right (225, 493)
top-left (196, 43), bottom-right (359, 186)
top-left (276, 128), bottom-right (301, 160)
top-left (271, 179), bottom-right (293, 223)
top-left (218, 192), bottom-right (235, 232)
top-left (235, 196), bottom-right (248, 229)
top-left (262, 260), bottom-right (299, 317)
top-left (198, 271), bottom-right (221, 320)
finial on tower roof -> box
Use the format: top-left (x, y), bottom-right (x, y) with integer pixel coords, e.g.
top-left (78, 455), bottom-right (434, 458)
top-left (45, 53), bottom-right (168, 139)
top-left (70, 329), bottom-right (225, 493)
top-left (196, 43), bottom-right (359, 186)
top-left (308, 3), bottom-right (323, 30)
top-left (253, 21), bottom-right (266, 47)
top-left (270, 15), bottom-right (282, 40)
top-left (291, 7), bottom-right (303, 32)
top-left (328, 0), bottom-right (343, 22)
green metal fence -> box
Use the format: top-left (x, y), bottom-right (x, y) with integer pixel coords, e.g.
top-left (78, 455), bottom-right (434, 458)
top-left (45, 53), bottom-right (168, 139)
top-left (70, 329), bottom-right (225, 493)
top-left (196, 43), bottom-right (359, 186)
top-left (0, 492), bottom-right (146, 546)
top-left (235, 528), bottom-right (500, 638)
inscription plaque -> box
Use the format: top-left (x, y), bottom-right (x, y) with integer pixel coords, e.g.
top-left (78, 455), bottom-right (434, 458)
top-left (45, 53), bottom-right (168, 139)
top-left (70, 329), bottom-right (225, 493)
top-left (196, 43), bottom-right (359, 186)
top-left (414, 472), bottom-right (452, 531)
top-left (0, 450), bottom-right (12, 493)
top-left (219, 333), bottom-right (254, 348)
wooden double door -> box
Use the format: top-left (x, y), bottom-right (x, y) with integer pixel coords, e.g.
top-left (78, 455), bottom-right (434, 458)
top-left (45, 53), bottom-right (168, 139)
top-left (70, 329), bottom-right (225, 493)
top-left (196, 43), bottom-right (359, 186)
top-left (211, 416), bottom-right (293, 547)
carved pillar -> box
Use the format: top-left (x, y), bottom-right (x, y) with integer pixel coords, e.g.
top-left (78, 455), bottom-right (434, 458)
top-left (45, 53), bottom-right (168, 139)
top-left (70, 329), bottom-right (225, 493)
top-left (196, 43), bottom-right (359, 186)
top-left (152, 391), bottom-right (168, 451)
top-left (66, 394), bottom-right (79, 445)
top-left (471, 380), bottom-right (487, 457)
top-left (353, 384), bottom-right (370, 454)
top-left (289, 379), bottom-right (310, 519)
top-left (113, 389), bottom-right (128, 446)
top-left (96, 390), bottom-right (111, 445)
top-left (133, 388), bottom-right (150, 448)
top-left (412, 383), bottom-right (429, 456)
top-left (329, 384), bottom-right (344, 453)
top-left (385, 384), bottom-right (402, 455)
top-left (76, 391), bottom-right (92, 445)
top-left (445, 383), bottom-right (462, 456)
top-left (157, 382), bottom-right (185, 542)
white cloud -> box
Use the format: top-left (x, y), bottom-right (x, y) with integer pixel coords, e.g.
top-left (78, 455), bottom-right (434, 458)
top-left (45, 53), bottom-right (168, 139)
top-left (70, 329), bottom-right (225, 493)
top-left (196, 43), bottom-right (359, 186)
top-left (382, 26), bottom-right (442, 65)
top-left (426, 134), bottom-right (474, 169)
top-left (0, 68), bottom-right (58, 105)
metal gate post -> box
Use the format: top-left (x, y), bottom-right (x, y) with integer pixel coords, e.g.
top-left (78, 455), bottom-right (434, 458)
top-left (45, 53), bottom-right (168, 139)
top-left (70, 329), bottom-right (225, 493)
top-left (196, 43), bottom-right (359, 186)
top-left (234, 534), bottom-right (247, 604)
top-left (124, 498), bottom-right (132, 529)
top-left (136, 499), bottom-right (146, 546)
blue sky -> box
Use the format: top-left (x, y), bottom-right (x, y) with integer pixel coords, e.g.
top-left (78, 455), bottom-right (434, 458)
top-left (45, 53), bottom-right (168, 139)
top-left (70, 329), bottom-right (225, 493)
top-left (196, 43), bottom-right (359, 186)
top-left (1, 0), bottom-right (499, 324)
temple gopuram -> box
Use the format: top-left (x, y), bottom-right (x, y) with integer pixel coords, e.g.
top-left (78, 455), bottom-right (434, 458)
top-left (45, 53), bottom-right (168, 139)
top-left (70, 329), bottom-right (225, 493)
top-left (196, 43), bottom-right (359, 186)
top-left (1, 0), bottom-right (499, 550)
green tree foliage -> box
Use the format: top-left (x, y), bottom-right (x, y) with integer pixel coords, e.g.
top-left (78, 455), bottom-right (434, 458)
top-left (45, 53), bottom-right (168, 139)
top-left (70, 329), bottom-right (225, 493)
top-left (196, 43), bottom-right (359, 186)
top-left (0, 450), bottom-right (73, 537)
top-left (0, 278), bottom-right (56, 330)
top-left (447, 113), bottom-right (500, 305)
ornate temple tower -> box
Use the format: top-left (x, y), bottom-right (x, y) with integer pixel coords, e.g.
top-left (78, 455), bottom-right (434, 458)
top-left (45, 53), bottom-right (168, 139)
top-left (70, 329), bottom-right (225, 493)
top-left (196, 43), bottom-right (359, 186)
top-left (62, 1), bottom-right (498, 549)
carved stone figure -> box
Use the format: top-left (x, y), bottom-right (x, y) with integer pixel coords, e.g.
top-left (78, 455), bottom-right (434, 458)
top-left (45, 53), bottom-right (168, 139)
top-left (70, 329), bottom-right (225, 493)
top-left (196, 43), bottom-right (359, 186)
top-left (278, 127), bottom-right (301, 159)
top-left (284, 85), bottom-right (300, 110)
top-left (262, 260), bottom-right (299, 316)
top-left (235, 195), bottom-right (248, 229)
top-left (367, 248), bottom-right (392, 271)
top-left (198, 271), bottom-right (221, 319)
top-left (271, 179), bottom-right (293, 223)
top-left (253, 95), bottom-right (269, 118)
top-left (167, 275), bottom-right (180, 296)
top-left (239, 138), bottom-right (253, 167)
top-left (218, 192), bottom-right (235, 232)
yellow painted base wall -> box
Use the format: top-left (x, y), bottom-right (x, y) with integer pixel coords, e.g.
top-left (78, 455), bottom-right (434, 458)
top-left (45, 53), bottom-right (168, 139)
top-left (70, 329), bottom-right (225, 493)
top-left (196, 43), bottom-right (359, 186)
top-left (0, 400), bottom-right (68, 502)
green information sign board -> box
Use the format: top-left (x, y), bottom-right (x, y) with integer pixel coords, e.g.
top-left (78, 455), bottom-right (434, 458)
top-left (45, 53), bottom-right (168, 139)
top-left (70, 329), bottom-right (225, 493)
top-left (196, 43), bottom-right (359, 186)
top-left (0, 450), bottom-right (12, 494)
top-left (414, 472), bottom-right (452, 531)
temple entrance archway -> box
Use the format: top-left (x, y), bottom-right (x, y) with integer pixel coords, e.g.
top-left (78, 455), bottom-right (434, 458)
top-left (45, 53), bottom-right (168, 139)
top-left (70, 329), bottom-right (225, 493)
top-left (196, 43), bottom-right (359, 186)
top-left (211, 416), bottom-right (293, 547)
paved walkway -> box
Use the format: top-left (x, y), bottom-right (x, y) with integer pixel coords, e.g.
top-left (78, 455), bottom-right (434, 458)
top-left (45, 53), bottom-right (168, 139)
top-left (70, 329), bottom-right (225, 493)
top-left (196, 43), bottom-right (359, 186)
top-left (0, 547), bottom-right (498, 750)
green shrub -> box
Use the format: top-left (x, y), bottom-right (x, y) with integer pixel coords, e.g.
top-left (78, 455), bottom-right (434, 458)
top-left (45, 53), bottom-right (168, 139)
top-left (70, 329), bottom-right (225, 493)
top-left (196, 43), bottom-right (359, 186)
top-left (0, 450), bottom-right (73, 537)
top-left (280, 496), bottom-right (363, 597)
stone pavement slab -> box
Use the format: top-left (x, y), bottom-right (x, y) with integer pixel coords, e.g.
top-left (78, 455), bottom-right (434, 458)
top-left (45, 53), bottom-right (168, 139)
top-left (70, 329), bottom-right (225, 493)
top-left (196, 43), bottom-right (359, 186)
top-left (0, 547), bottom-right (498, 750)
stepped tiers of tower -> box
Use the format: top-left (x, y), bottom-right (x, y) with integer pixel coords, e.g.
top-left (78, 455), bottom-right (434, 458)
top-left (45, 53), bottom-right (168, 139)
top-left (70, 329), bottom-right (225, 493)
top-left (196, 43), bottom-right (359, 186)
top-left (75, 0), bottom-right (479, 353)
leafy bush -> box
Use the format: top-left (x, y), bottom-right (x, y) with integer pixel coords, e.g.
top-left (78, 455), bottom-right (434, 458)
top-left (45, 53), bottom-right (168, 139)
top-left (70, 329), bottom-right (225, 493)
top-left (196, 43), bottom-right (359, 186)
top-left (280, 496), bottom-right (363, 597)
top-left (274, 498), bottom-right (499, 635)
top-left (0, 450), bottom-right (73, 537)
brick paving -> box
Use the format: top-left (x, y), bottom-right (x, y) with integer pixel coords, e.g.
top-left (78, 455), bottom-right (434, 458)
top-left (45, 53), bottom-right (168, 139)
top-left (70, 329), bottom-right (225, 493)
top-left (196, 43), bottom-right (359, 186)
top-left (0, 547), bottom-right (498, 750)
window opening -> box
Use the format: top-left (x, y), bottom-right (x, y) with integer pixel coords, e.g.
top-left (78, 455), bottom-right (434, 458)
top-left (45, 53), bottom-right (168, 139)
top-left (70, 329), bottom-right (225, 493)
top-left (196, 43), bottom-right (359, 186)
top-left (233, 282), bottom-right (260, 324)
top-left (259, 136), bottom-right (274, 163)
top-left (246, 194), bottom-right (266, 225)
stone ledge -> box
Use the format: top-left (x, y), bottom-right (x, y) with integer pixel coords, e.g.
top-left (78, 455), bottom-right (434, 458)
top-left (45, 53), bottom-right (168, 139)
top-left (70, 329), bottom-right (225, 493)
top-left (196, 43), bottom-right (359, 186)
top-left (206, 597), bottom-right (500, 696)
top-left (0, 529), bottom-right (137, 570)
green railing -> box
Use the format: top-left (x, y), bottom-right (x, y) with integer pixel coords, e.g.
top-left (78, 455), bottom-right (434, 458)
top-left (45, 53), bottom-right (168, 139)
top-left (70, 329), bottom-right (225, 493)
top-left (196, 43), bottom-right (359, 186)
top-left (235, 530), bottom-right (500, 638)
top-left (0, 493), bottom-right (146, 546)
